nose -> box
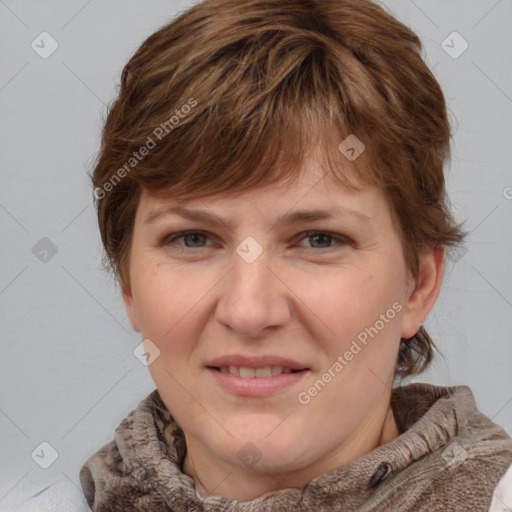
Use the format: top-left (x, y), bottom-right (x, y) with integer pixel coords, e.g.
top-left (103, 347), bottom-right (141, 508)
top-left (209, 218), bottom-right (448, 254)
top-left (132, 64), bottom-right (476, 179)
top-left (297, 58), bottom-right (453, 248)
top-left (215, 247), bottom-right (291, 339)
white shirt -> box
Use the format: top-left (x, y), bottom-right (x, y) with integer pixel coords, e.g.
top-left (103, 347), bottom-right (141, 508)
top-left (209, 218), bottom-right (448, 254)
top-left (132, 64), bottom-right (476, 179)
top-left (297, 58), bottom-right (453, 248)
top-left (489, 464), bottom-right (512, 512)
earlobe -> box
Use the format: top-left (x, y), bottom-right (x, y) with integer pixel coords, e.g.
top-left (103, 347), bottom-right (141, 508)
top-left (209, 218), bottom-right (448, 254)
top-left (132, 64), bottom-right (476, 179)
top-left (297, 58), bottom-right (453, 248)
top-left (400, 248), bottom-right (445, 339)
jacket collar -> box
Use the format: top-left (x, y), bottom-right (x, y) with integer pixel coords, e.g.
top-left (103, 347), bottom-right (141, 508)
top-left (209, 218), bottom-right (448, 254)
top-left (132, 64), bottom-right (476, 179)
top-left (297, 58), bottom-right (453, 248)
top-left (100, 383), bottom-right (471, 511)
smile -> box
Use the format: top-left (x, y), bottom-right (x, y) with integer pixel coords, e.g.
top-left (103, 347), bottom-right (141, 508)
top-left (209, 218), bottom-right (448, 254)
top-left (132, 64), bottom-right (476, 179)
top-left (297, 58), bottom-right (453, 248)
top-left (206, 367), bottom-right (310, 397)
top-left (212, 366), bottom-right (302, 377)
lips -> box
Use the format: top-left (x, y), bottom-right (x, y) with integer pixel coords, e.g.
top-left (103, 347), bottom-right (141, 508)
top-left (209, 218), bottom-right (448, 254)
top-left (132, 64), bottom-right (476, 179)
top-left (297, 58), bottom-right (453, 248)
top-left (205, 355), bottom-right (310, 395)
top-left (215, 365), bottom-right (299, 377)
top-left (206, 354), bottom-right (309, 372)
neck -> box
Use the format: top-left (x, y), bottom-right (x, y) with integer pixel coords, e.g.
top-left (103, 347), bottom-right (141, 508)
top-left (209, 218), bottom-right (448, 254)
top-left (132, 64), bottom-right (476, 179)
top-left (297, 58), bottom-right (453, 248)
top-left (182, 399), bottom-right (400, 502)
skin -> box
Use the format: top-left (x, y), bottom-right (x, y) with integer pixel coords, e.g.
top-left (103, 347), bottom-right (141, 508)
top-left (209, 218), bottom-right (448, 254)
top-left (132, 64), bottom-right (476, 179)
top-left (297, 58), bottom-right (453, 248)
top-left (123, 153), bottom-right (445, 502)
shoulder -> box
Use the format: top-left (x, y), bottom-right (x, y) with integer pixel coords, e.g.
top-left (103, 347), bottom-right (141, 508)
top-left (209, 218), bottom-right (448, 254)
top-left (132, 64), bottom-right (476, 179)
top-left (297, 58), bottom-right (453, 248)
top-left (12, 480), bottom-right (91, 512)
top-left (490, 463), bottom-right (512, 511)
top-left (390, 383), bottom-right (512, 510)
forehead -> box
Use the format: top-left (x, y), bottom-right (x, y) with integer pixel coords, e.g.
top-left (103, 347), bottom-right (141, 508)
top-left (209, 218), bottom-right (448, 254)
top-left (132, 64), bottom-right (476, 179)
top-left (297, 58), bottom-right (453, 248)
top-left (137, 156), bottom-right (390, 229)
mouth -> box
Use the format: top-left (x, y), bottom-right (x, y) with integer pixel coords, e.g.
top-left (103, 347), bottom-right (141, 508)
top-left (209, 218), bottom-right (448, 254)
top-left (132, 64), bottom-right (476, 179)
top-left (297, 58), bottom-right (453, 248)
top-left (207, 366), bottom-right (306, 378)
top-left (204, 355), bottom-right (311, 396)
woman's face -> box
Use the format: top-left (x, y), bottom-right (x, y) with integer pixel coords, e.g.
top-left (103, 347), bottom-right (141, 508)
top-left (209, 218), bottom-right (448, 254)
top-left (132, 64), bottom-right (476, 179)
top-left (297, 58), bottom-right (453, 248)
top-left (123, 156), bottom-right (431, 479)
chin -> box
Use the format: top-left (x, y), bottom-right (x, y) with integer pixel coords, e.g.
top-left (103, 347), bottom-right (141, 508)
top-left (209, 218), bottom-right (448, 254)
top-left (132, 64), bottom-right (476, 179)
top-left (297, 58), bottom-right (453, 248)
top-left (224, 443), bottom-right (305, 475)
top-left (218, 426), bottom-right (306, 464)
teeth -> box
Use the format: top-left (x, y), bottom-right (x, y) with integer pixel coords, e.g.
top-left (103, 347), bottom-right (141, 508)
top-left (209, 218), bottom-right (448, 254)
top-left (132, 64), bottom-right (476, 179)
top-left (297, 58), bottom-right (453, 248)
top-left (220, 366), bottom-right (297, 377)
top-left (271, 366), bottom-right (283, 376)
top-left (256, 367), bottom-right (272, 377)
top-left (238, 366), bottom-right (255, 378)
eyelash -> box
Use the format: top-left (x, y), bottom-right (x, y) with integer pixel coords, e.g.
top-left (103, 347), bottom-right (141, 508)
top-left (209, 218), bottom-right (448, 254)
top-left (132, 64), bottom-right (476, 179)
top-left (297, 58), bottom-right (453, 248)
top-left (162, 230), bottom-right (350, 252)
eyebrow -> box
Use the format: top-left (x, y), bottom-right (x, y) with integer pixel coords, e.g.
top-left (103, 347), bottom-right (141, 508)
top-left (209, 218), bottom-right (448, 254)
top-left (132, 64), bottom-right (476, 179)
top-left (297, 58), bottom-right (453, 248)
top-left (144, 204), bottom-right (371, 229)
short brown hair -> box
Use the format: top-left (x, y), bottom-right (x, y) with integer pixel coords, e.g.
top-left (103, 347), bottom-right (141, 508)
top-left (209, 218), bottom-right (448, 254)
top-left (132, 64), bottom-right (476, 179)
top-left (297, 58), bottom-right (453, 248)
top-left (91, 0), bottom-right (465, 378)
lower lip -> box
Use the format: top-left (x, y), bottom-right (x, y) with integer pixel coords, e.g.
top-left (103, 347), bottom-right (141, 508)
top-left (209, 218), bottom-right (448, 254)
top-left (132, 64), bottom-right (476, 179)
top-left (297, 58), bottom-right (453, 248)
top-left (206, 367), bottom-right (309, 397)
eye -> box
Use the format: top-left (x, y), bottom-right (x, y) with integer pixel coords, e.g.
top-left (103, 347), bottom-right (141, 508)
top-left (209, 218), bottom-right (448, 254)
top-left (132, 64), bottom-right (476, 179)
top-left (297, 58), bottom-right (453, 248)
top-left (161, 230), bottom-right (350, 252)
top-left (297, 231), bottom-right (349, 250)
top-left (163, 231), bottom-right (212, 249)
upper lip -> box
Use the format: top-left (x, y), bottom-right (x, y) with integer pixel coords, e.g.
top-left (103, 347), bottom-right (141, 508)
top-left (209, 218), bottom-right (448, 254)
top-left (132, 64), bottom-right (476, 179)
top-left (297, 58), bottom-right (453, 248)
top-left (206, 354), bottom-right (309, 370)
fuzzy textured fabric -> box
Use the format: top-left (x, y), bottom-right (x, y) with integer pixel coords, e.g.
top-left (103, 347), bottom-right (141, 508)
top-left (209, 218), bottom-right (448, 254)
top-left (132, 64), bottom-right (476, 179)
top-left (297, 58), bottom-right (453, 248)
top-left (11, 481), bottom-right (91, 512)
top-left (79, 383), bottom-right (512, 511)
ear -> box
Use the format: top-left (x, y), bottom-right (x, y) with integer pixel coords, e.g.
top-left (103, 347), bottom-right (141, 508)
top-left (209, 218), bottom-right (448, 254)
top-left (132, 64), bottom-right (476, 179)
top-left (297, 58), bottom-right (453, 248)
top-left (400, 247), bottom-right (445, 339)
top-left (122, 278), bottom-right (140, 333)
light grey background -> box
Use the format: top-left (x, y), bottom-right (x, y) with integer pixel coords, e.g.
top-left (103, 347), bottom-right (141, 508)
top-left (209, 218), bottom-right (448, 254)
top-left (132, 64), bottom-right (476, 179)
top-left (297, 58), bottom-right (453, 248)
top-left (1, 0), bottom-right (511, 508)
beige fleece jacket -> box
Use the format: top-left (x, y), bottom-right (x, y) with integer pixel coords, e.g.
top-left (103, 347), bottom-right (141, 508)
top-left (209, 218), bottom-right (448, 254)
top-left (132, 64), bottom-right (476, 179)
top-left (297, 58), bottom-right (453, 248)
top-left (79, 383), bottom-right (512, 511)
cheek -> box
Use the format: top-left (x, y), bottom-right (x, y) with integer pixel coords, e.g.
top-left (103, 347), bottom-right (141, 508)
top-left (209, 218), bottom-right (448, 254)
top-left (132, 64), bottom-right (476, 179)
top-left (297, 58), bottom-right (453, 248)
top-left (296, 267), bottom-right (389, 339)
top-left (130, 263), bottom-right (209, 409)
top-left (131, 259), bottom-right (207, 344)
top-left (297, 269), bottom-right (403, 415)
top-left (295, 261), bottom-right (405, 379)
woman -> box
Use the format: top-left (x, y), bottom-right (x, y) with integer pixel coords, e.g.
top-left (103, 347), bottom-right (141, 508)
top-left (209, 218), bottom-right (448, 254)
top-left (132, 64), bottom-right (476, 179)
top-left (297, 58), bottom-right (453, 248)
top-left (76, 0), bottom-right (512, 510)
